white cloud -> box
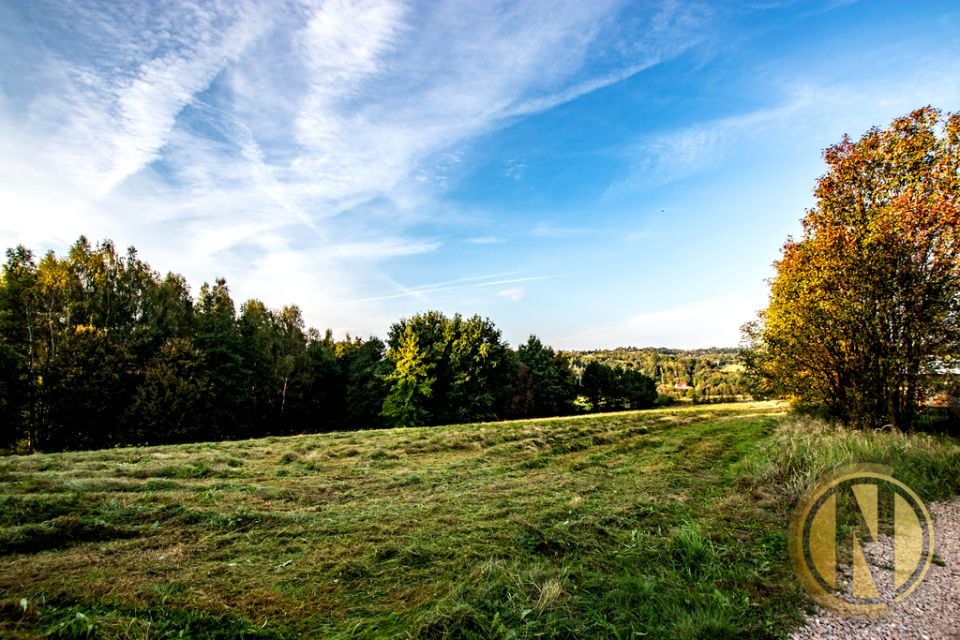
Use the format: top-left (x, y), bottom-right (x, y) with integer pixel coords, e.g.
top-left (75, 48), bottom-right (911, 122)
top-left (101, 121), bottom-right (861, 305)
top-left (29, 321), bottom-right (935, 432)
top-left (555, 287), bottom-right (770, 349)
top-left (466, 236), bottom-right (506, 245)
top-left (349, 273), bottom-right (553, 303)
top-left (609, 66), bottom-right (960, 196)
top-left (0, 0), bottom-right (722, 336)
top-left (497, 288), bottom-right (526, 302)
top-left (607, 87), bottom-right (819, 194)
top-left (32, 2), bottom-right (270, 199)
top-left (530, 220), bottom-right (591, 238)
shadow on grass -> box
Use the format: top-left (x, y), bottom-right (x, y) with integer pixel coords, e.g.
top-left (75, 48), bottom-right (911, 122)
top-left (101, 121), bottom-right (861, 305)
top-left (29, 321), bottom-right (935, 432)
top-left (0, 515), bottom-right (139, 555)
top-left (0, 597), bottom-right (289, 640)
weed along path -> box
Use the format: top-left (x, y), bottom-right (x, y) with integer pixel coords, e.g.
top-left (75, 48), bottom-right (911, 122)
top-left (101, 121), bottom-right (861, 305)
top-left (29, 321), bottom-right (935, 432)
top-left (1, 401), bottom-right (958, 639)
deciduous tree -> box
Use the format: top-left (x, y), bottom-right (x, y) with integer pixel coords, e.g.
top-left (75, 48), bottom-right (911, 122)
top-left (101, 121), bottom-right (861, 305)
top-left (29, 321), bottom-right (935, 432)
top-left (744, 107), bottom-right (960, 428)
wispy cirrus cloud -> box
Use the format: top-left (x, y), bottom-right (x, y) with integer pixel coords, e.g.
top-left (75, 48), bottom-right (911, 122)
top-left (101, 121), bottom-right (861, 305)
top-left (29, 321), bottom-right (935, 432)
top-left (348, 273), bottom-right (555, 304)
top-left (466, 236), bottom-right (507, 245)
top-left (605, 86), bottom-right (821, 195)
top-left (608, 65), bottom-right (960, 197)
top-left (0, 0), bottom-right (718, 336)
top-left (19, 1), bottom-right (272, 198)
top-left (530, 220), bottom-right (593, 238)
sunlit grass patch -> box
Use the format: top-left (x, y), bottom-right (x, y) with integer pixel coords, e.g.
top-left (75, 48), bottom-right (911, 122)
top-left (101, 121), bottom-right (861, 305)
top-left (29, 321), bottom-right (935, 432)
top-left (737, 416), bottom-right (960, 502)
top-left (0, 401), bottom-right (953, 639)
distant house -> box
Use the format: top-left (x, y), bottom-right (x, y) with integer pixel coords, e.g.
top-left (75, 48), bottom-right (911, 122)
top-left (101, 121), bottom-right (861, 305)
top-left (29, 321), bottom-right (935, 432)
top-left (923, 392), bottom-right (959, 418)
top-left (673, 381), bottom-right (692, 391)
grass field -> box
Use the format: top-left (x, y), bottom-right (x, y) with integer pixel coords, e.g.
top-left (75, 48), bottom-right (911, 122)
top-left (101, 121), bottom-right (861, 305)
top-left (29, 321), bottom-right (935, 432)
top-left (1, 402), bottom-right (958, 639)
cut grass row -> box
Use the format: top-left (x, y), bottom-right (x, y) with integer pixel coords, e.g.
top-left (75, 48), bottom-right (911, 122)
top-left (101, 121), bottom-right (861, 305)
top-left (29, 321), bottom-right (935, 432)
top-left (0, 402), bottom-right (957, 639)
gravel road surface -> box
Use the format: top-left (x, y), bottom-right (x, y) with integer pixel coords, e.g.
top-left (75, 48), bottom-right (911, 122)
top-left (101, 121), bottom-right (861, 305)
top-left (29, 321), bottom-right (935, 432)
top-left (790, 499), bottom-right (960, 639)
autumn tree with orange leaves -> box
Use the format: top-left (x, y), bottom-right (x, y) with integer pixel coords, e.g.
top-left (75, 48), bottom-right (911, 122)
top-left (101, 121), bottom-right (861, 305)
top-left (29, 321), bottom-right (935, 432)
top-left (743, 107), bottom-right (960, 429)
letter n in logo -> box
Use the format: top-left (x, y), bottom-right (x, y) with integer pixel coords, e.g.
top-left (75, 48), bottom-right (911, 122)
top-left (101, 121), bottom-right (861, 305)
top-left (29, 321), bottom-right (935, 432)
top-left (788, 464), bottom-right (934, 617)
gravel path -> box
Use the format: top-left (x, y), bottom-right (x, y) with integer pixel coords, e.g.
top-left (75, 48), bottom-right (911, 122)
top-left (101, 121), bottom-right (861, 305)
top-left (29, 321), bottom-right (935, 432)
top-left (790, 499), bottom-right (960, 639)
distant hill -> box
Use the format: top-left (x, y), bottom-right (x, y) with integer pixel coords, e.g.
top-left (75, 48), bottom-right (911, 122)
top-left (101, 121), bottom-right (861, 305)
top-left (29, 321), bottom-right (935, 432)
top-left (563, 347), bottom-right (748, 402)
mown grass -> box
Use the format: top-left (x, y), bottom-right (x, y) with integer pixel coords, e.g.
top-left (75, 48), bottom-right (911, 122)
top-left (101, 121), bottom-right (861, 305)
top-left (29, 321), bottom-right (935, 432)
top-left (0, 402), bottom-right (957, 639)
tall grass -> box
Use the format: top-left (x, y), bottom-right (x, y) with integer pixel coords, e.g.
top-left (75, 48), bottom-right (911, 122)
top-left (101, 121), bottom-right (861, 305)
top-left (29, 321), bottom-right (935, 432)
top-left (739, 416), bottom-right (960, 503)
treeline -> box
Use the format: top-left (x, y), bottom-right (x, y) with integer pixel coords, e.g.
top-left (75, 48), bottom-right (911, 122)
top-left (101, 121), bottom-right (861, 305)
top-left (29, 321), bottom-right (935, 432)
top-left (0, 237), bottom-right (659, 452)
top-left (568, 347), bottom-right (748, 402)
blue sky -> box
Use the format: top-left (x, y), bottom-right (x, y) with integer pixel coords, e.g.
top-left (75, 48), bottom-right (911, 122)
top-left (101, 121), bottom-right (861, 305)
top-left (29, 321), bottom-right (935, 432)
top-left (2, 0), bottom-right (959, 348)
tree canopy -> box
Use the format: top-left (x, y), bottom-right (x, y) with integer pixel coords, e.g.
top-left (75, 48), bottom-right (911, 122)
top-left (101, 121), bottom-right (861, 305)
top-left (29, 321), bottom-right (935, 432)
top-left (743, 107), bottom-right (960, 428)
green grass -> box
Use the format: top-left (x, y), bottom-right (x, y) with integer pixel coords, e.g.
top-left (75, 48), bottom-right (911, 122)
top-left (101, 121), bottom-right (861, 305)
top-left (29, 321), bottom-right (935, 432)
top-left (736, 415), bottom-right (960, 503)
top-left (0, 402), bottom-right (957, 639)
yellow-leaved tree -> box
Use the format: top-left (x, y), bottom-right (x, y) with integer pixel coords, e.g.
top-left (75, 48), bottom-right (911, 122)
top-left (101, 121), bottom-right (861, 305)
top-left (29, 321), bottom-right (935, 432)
top-left (743, 107), bottom-right (960, 428)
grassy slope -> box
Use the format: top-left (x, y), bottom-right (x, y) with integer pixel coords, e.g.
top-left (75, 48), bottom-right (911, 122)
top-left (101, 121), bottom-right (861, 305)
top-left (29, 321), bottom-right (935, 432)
top-left (0, 402), bottom-right (957, 639)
